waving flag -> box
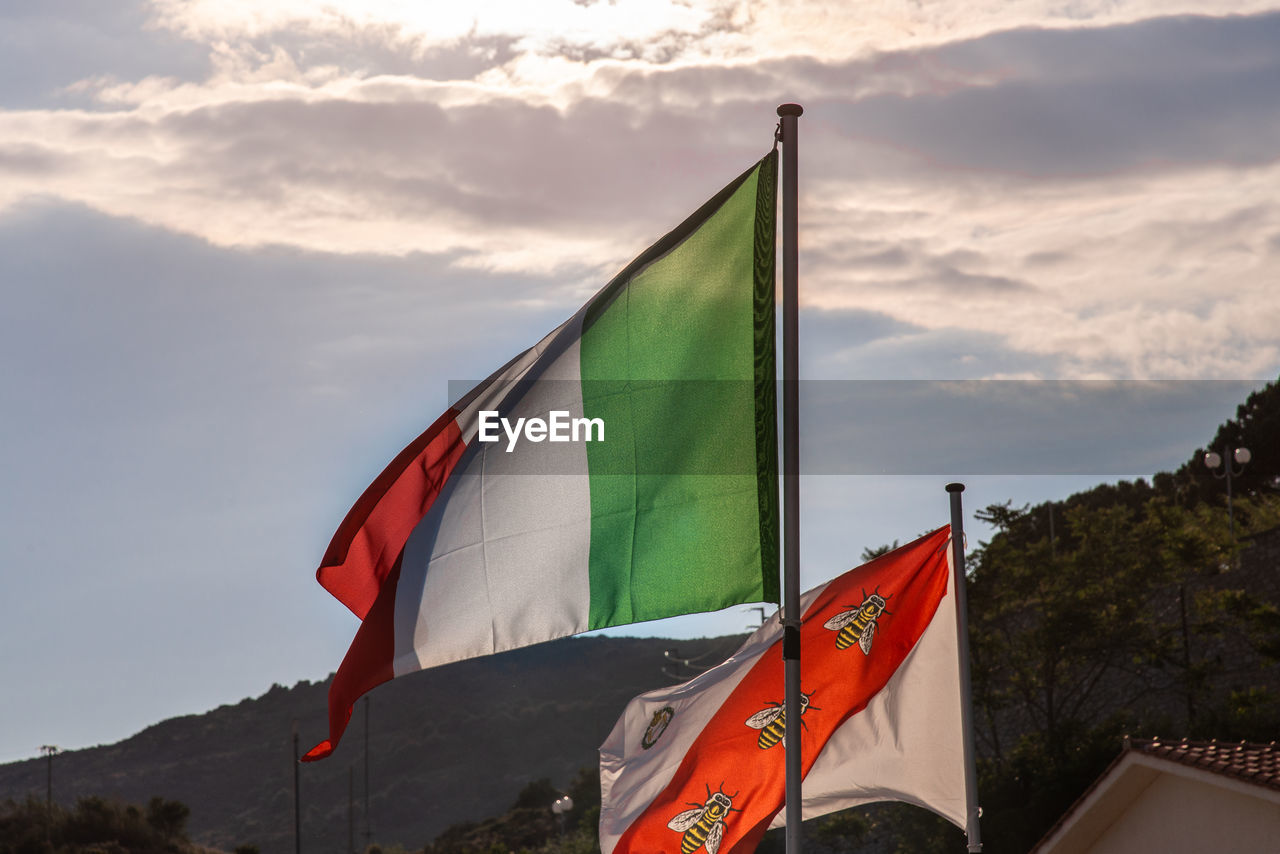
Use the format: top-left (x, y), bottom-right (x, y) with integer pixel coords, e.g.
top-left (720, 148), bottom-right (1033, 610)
top-left (599, 528), bottom-right (971, 853)
top-left (305, 153), bottom-right (779, 761)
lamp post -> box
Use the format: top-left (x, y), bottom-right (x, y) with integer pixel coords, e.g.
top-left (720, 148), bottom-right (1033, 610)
top-left (1204, 445), bottom-right (1251, 539)
top-left (551, 794), bottom-right (574, 838)
top-left (292, 722), bottom-right (301, 854)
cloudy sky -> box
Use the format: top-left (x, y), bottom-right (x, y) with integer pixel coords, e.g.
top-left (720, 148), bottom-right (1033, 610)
top-left (3, 0), bottom-right (1278, 764)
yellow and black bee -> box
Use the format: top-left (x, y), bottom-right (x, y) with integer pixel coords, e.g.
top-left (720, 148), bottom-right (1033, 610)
top-left (744, 691), bottom-right (818, 749)
top-left (823, 588), bottom-right (892, 653)
top-left (667, 785), bottom-right (740, 854)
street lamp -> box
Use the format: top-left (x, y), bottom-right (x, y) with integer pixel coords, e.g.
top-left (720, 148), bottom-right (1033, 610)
top-left (551, 794), bottom-right (574, 837)
top-left (1204, 446), bottom-right (1251, 539)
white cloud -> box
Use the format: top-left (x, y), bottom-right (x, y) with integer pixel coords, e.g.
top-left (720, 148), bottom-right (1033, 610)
top-left (3, 5), bottom-right (1279, 382)
top-left (143, 1), bottom-right (1280, 71)
top-left (146, 0), bottom-right (719, 65)
top-left (802, 160), bottom-right (1280, 378)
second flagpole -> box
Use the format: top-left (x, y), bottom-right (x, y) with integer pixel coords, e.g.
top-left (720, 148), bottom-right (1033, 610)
top-left (777, 101), bottom-right (804, 854)
top-left (947, 483), bottom-right (984, 852)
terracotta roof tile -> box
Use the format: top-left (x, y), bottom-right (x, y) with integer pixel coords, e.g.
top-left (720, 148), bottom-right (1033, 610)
top-left (1032, 736), bottom-right (1280, 852)
top-left (1127, 736), bottom-right (1280, 791)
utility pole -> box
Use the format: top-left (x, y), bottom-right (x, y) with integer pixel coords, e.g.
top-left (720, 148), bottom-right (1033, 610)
top-left (1048, 501), bottom-right (1056, 558)
top-left (349, 766), bottom-right (356, 854)
top-left (39, 745), bottom-right (58, 844)
top-left (363, 696), bottom-right (372, 849)
top-left (292, 722), bottom-right (301, 854)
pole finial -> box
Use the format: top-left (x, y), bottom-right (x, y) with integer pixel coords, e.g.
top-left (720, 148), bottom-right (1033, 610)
top-left (946, 482), bottom-right (965, 493)
top-left (777, 103), bottom-right (804, 117)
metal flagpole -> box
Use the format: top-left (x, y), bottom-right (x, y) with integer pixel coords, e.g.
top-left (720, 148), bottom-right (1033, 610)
top-left (777, 101), bottom-right (804, 854)
top-left (946, 483), bottom-right (983, 852)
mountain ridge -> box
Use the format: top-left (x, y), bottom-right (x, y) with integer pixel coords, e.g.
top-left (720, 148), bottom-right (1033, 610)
top-left (0, 633), bottom-right (749, 854)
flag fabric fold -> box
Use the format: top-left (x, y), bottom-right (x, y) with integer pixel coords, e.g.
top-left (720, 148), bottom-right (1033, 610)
top-left (305, 152), bottom-right (780, 761)
top-left (598, 527), bottom-right (970, 854)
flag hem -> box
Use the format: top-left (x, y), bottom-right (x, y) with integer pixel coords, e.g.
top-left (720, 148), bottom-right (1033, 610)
top-left (751, 150), bottom-right (779, 604)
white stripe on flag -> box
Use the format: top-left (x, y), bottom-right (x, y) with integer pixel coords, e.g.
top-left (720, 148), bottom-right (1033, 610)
top-left (769, 554), bottom-right (967, 829)
top-left (393, 312), bottom-right (593, 675)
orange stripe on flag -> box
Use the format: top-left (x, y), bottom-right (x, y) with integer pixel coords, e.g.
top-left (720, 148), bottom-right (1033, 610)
top-left (611, 528), bottom-right (950, 854)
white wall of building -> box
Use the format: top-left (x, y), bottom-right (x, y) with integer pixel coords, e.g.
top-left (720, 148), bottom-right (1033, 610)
top-left (1088, 772), bottom-right (1280, 854)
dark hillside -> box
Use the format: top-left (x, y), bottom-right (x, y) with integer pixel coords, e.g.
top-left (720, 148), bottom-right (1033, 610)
top-left (0, 634), bottom-right (745, 854)
top-left (956, 379), bottom-right (1280, 851)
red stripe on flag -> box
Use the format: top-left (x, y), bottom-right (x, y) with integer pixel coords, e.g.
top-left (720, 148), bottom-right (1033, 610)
top-left (318, 408), bottom-right (467, 619)
top-left (612, 528), bottom-right (950, 854)
top-left (302, 558), bottom-right (402, 761)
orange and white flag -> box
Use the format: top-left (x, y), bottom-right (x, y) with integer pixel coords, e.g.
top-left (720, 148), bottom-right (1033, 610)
top-left (599, 527), bottom-right (971, 854)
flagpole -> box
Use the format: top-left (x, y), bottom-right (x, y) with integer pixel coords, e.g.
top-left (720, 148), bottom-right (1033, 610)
top-left (777, 101), bottom-right (804, 854)
top-left (946, 483), bottom-right (983, 852)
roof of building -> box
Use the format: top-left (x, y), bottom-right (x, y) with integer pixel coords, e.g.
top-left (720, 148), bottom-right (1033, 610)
top-left (1031, 737), bottom-right (1280, 853)
top-left (1127, 737), bottom-right (1280, 792)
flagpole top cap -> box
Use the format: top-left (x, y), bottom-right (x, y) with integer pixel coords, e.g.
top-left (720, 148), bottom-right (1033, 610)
top-left (777, 103), bottom-right (804, 117)
top-left (946, 482), bottom-right (966, 493)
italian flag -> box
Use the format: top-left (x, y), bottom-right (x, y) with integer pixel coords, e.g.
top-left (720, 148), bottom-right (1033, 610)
top-left (305, 153), bottom-right (779, 761)
top-left (599, 528), bottom-right (971, 853)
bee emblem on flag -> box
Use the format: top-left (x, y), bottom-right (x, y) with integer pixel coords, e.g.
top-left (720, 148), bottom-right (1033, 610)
top-left (641, 706), bottom-right (675, 750)
top-left (667, 784), bottom-right (741, 854)
top-left (823, 588), bottom-right (892, 654)
top-left (744, 691), bottom-right (819, 749)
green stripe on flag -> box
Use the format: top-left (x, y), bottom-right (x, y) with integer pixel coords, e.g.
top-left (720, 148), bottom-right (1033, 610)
top-left (753, 151), bottom-right (780, 606)
top-left (581, 154), bottom-right (779, 629)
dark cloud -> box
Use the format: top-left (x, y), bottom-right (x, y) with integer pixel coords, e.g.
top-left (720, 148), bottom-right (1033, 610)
top-left (804, 240), bottom-right (918, 271)
top-left (935, 12), bottom-right (1280, 86)
top-left (921, 263), bottom-right (1036, 295)
top-left (1023, 249), bottom-right (1073, 267)
top-left (0, 143), bottom-right (68, 174)
top-left (1139, 203), bottom-right (1275, 250)
top-left (804, 319), bottom-right (1060, 381)
top-left (0, 0), bottom-right (208, 108)
top-left (139, 93), bottom-right (775, 238)
top-left (806, 241), bottom-right (1035, 296)
top-left (811, 13), bottom-right (1280, 179)
top-left (534, 13), bottom-right (1280, 186)
top-left (556, 13), bottom-right (1280, 183)
top-left (852, 247), bottom-right (913, 268)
